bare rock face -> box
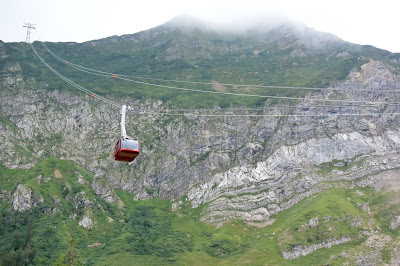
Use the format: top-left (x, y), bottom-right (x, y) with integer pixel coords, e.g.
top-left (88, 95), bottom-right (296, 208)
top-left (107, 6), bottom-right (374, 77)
top-left (189, 129), bottom-right (400, 223)
top-left (282, 237), bottom-right (351, 260)
top-left (1, 59), bottom-right (400, 226)
top-left (309, 217), bottom-right (320, 228)
top-left (87, 242), bottom-right (101, 248)
top-left (69, 191), bottom-right (95, 210)
top-left (77, 175), bottom-right (86, 185)
top-left (79, 212), bottom-right (95, 230)
top-left (352, 60), bottom-right (397, 86)
top-left (390, 216), bottom-right (400, 230)
top-left (201, 207), bottom-right (271, 224)
top-left (331, 234), bottom-right (392, 265)
top-left (44, 207), bottom-right (60, 215)
top-left (171, 201), bottom-right (182, 212)
top-left (91, 180), bottom-right (119, 203)
top-left (11, 184), bottom-right (43, 211)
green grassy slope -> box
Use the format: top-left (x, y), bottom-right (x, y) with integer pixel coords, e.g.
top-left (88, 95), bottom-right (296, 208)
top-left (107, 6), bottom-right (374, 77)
top-left (2, 159), bottom-right (400, 265)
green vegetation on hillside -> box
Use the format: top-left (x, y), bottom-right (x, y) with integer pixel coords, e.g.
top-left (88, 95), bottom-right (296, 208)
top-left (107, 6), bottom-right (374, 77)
top-left (3, 23), bottom-right (399, 109)
top-left (2, 159), bottom-right (400, 265)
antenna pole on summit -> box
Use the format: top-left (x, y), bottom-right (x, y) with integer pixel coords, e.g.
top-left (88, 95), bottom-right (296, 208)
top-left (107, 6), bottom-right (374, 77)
top-left (23, 22), bottom-right (36, 43)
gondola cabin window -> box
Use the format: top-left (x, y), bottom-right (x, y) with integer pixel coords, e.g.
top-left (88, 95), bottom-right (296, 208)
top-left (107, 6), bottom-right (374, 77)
top-left (121, 139), bottom-right (139, 150)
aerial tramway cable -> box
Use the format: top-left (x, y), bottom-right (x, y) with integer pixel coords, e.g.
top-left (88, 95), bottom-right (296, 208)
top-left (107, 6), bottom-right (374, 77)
top-left (29, 43), bottom-right (400, 118)
top-left (41, 42), bottom-right (400, 94)
top-left (29, 35), bottom-right (400, 164)
top-left (39, 42), bottom-right (400, 106)
top-left (31, 43), bottom-right (120, 109)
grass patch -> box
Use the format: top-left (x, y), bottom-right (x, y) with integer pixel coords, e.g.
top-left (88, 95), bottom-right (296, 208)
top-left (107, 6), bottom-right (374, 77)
top-left (0, 112), bottom-right (19, 133)
top-left (317, 158), bottom-right (364, 176)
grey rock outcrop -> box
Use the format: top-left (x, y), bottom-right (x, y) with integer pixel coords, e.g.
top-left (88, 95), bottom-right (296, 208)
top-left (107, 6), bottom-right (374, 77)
top-left (91, 180), bottom-right (119, 203)
top-left (390, 216), bottom-right (400, 230)
top-left (69, 191), bottom-right (95, 210)
top-left (309, 217), bottom-right (320, 228)
top-left (331, 234), bottom-right (393, 265)
top-left (281, 236), bottom-right (351, 260)
top-left (11, 184), bottom-right (43, 211)
top-left (79, 212), bottom-right (95, 230)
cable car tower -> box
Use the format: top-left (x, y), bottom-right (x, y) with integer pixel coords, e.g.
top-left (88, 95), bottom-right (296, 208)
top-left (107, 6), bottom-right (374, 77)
top-left (23, 23), bottom-right (36, 43)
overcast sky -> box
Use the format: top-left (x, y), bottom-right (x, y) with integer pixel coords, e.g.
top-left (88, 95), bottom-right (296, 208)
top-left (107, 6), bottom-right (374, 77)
top-left (1, 0), bottom-right (399, 53)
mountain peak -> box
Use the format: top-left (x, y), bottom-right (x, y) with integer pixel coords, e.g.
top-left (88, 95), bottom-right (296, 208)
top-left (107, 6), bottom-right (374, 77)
top-left (163, 14), bottom-right (212, 30)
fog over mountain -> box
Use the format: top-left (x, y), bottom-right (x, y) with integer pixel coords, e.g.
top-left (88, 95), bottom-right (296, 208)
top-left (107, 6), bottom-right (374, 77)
top-left (164, 13), bottom-right (299, 32)
top-left (165, 14), bottom-right (323, 36)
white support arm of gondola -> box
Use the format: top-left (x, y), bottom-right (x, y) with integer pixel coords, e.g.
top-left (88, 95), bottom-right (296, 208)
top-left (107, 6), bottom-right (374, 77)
top-left (120, 105), bottom-right (127, 139)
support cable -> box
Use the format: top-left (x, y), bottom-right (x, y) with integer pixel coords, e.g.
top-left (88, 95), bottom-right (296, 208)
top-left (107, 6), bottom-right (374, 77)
top-left (30, 43), bottom-right (400, 118)
top-left (41, 41), bottom-right (400, 94)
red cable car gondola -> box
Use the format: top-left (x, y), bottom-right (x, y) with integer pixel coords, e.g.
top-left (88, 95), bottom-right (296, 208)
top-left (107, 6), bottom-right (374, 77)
top-left (114, 137), bottom-right (140, 162)
top-left (114, 105), bottom-right (140, 162)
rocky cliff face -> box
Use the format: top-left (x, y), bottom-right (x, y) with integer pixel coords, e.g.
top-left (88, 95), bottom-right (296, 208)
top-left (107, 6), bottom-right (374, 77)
top-left (1, 58), bottom-right (400, 225)
top-left (11, 184), bottom-right (43, 211)
top-left (282, 236), bottom-right (352, 260)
